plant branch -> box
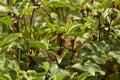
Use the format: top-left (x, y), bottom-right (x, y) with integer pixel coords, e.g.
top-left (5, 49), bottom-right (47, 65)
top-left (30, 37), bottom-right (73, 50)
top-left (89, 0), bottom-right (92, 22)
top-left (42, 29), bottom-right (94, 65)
top-left (29, 9), bottom-right (35, 38)
top-left (23, 15), bottom-right (27, 30)
top-left (30, 9), bottom-right (35, 26)
top-left (98, 17), bottom-right (101, 41)
top-left (106, 19), bottom-right (112, 40)
top-left (7, 0), bottom-right (10, 5)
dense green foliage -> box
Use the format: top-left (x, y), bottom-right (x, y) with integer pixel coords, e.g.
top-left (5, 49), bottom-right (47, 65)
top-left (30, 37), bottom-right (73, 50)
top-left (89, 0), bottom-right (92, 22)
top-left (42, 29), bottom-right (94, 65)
top-left (0, 0), bottom-right (120, 80)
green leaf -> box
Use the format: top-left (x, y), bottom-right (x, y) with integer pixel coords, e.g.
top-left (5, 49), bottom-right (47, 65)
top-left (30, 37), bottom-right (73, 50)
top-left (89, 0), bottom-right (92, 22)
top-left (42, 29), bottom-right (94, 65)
top-left (23, 70), bottom-right (45, 80)
top-left (77, 72), bottom-right (89, 80)
top-left (109, 72), bottom-right (120, 80)
top-left (50, 64), bottom-right (59, 75)
top-left (26, 70), bottom-right (37, 77)
top-left (41, 62), bottom-right (49, 72)
top-left (0, 33), bottom-right (22, 47)
top-left (23, 3), bottom-right (37, 15)
top-left (32, 77), bottom-right (44, 80)
top-left (72, 63), bottom-right (83, 70)
top-left (49, 63), bottom-right (69, 80)
top-left (9, 70), bottom-right (17, 80)
top-left (48, 1), bottom-right (67, 8)
top-left (56, 50), bottom-right (67, 64)
top-left (67, 32), bottom-right (84, 36)
top-left (72, 63), bottom-right (105, 76)
top-left (40, 40), bottom-right (49, 50)
top-left (50, 12), bottom-right (58, 19)
top-left (0, 74), bottom-right (11, 80)
top-left (57, 73), bottom-right (68, 80)
top-left (0, 17), bottom-right (12, 26)
top-left (0, 54), bottom-right (6, 70)
top-left (11, 0), bottom-right (17, 4)
top-left (28, 39), bottom-right (48, 50)
top-left (86, 76), bottom-right (98, 80)
top-left (44, 18), bottom-right (56, 32)
top-left (6, 58), bottom-right (20, 71)
top-left (103, 8), bottom-right (112, 18)
top-left (50, 12), bottom-right (59, 23)
top-left (86, 63), bottom-right (105, 76)
top-left (65, 23), bottom-right (74, 31)
top-left (0, 5), bottom-right (7, 12)
top-left (91, 55), bottom-right (106, 64)
top-left (67, 24), bottom-right (81, 33)
top-left (108, 51), bottom-right (120, 64)
top-left (49, 63), bottom-right (69, 76)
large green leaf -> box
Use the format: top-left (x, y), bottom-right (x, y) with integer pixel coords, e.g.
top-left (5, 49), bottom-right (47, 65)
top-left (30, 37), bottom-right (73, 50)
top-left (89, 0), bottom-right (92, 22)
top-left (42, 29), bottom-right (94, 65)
top-left (0, 5), bottom-right (7, 12)
top-left (67, 32), bottom-right (84, 36)
top-left (108, 72), bottom-right (120, 80)
top-left (44, 18), bottom-right (56, 32)
top-left (56, 50), bottom-right (67, 64)
top-left (0, 16), bottom-right (12, 26)
top-left (6, 58), bottom-right (20, 71)
top-left (67, 24), bottom-right (81, 33)
top-left (41, 62), bottom-right (49, 72)
top-left (0, 54), bottom-right (19, 71)
top-left (24, 70), bottom-right (45, 80)
top-left (50, 12), bottom-right (59, 23)
top-left (27, 39), bottom-right (48, 50)
top-left (23, 6), bottom-right (37, 15)
top-left (48, 1), bottom-right (67, 8)
top-left (77, 72), bottom-right (89, 80)
top-left (0, 33), bottom-right (22, 47)
top-left (72, 63), bottom-right (105, 76)
top-left (57, 73), bottom-right (68, 80)
top-left (0, 54), bottom-right (19, 80)
top-left (49, 63), bottom-right (69, 80)
top-left (86, 76), bottom-right (98, 80)
top-left (108, 51), bottom-right (120, 64)
top-left (0, 54), bottom-right (6, 70)
top-left (91, 55), bottom-right (106, 64)
top-left (0, 74), bottom-right (11, 80)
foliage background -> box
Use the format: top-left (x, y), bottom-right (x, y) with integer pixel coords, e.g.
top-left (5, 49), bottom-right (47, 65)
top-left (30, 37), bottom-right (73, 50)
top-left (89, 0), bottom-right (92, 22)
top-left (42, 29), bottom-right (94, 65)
top-left (0, 0), bottom-right (120, 80)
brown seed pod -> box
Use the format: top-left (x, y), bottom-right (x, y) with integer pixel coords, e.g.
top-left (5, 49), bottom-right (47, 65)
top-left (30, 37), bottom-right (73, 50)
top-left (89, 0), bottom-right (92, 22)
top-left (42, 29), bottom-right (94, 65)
top-left (94, 14), bottom-right (99, 19)
top-left (110, 14), bottom-right (117, 20)
top-left (13, 30), bottom-right (17, 33)
top-left (80, 9), bottom-right (85, 13)
top-left (7, 12), bottom-right (11, 16)
top-left (71, 39), bottom-right (75, 44)
top-left (92, 35), bottom-right (97, 41)
top-left (98, 24), bottom-right (102, 29)
top-left (59, 37), bottom-right (65, 43)
top-left (57, 32), bottom-right (63, 37)
top-left (109, 2), bottom-right (115, 8)
top-left (104, 20), bottom-right (110, 27)
top-left (85, 8), bottom-right (90, 12)
top-left (91, 0), bottom-right (95, 3)
top-left (56, 49), bottom-right (62, 55)
top-left (13, 21), bottom-right (18, 27)
top-left (98, 12), bottom-right (101, 16)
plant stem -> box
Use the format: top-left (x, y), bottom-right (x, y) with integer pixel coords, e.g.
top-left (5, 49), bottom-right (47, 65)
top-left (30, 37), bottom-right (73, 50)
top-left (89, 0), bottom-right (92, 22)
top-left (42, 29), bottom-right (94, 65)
top-left (31, 0), bottom-right (35, 5)
top-left (98, 30), bottom-right (101, 41)
top-left (30, 9), bottom-right (35, 26)
top-left (30, 9), bottom-right (35, 38)
top-left (106, 19), bottom-right (112, 40)
top-left (7, 0), bottom-right (10, 5)
top-left (23, 15), bottom-right (27, 30)
top-left (71, 37), bottom-right (76, 60)
top-left (98, 17), bottom-right (101, 41)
